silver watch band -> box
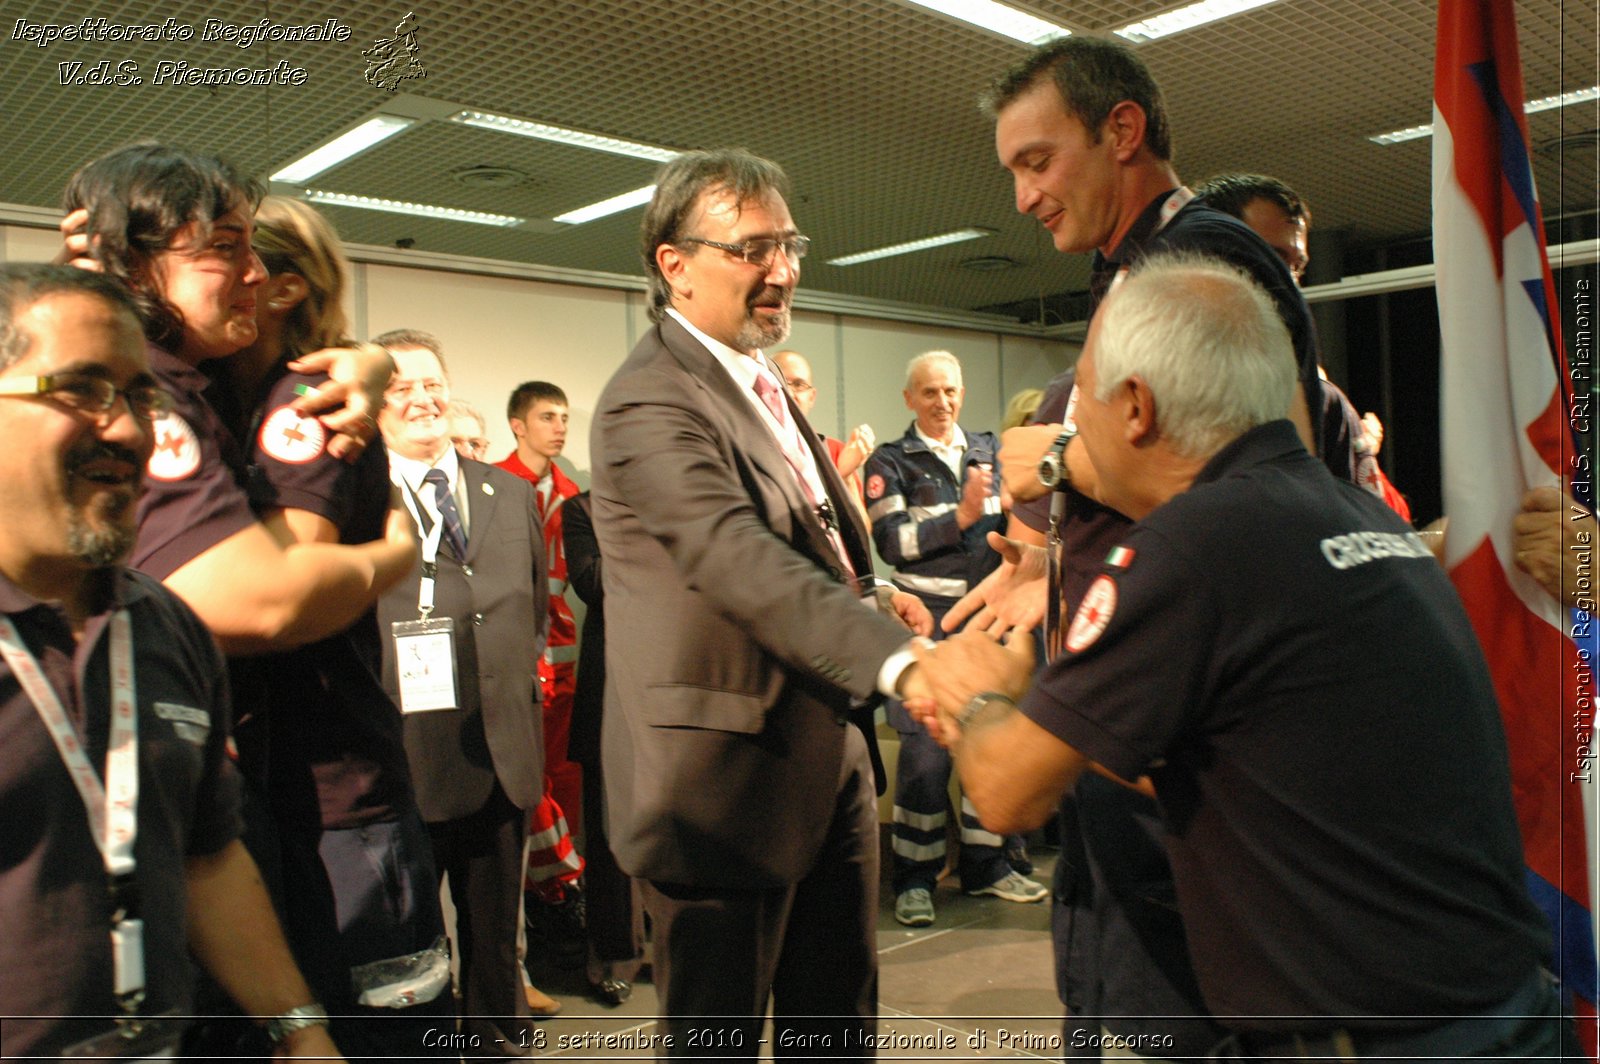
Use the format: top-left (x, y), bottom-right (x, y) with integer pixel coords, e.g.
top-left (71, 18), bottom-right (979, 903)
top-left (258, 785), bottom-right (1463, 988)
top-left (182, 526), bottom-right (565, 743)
top-left (265, 1003), bottom-right (329, 1044)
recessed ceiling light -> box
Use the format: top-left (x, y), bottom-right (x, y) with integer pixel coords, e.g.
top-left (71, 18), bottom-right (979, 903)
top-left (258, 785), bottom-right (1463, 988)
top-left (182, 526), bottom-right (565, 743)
top-left (826, 228), bottom-right (996, 266)
top-left (961, 254), bottom-right (1020, 272)
top-left (552, 185), bottom-right (657, 225)
top-left (450, 165), bottom-right (529, 189)
top-left (1369, 85), bottom-right (1600, 145)
top-left (303, 190), bottom-right (524, 228)
top-left (270, 116), bottom-right (416, 184)
top-left (449, 110), bottom-right (680, 163)
top-left (900, 0), bottom-right (1069, 46)
top-left (1114, 0), bottom-right (1284, 44)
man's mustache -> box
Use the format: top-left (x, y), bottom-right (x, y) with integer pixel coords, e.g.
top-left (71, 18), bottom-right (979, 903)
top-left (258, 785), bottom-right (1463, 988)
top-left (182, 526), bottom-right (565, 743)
top-left (66, 441), bottom-right (145, 478)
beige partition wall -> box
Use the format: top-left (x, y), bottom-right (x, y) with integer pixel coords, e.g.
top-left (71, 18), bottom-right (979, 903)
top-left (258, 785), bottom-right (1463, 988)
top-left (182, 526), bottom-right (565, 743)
top-left (0, 220), bottom-right (1077, 499)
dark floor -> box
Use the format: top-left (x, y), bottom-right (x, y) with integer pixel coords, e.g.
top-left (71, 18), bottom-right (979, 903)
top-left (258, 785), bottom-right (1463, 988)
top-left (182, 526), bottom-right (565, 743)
top-left (521, 830), bottom-right (1063, 1059)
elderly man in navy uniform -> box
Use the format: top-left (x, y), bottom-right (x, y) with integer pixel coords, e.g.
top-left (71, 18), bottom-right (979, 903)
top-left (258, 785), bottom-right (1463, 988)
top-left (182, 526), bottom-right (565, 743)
top-left (914, 253), bottom-right (1564, 1060)
top-left (864, 349), bottom-right (1044, 928)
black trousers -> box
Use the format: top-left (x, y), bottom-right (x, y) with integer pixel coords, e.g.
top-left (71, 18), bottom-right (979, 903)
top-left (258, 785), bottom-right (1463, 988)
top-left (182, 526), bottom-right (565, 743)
top-left (427, 782), bottom-right (535, 1053)
top-left (642, 728), bottom-right (880, 1060)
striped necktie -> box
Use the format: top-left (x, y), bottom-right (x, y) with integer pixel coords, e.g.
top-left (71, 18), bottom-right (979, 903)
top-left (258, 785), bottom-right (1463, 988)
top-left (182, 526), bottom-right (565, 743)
top-left (422, 468), bottom-right (468, 560)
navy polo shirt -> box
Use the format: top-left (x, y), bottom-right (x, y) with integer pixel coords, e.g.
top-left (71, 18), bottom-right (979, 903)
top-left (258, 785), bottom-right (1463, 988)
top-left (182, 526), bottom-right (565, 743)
top-left (0, 568), bottom-right (240, 1056)
top-left (1022, 420), bottom-right (1548, 1025)
top-left (131, 344), bottom-right (256, 581)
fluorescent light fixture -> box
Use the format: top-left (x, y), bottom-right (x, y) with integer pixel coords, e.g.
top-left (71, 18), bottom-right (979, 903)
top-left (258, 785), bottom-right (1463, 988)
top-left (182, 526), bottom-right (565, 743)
top-left (1526, 85), bottom-right (1600, 114)
top-left (901, 0), bottom-right (1069, 46)
top-left (1114, 0), bottom-right (1283, 44)
top-left (1369, 85), bottom-right (1600, 145)
top-left (303, 190), bottom-right (523, 228)
top-left (270, 116), bottom-right (416, 184)
top-left (1368, 123), bottom-right (1435, 146)
top-left (552, 185), bottom-right (657, 225)
top-left (826, 228), bottom-right (995, 267)
top-left (450, 110), bottom-right (680, 163)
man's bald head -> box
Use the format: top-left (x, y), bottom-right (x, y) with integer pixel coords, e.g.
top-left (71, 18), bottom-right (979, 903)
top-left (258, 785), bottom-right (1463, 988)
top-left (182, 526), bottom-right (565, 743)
top-left (772, 350), bottom-right (817, 416)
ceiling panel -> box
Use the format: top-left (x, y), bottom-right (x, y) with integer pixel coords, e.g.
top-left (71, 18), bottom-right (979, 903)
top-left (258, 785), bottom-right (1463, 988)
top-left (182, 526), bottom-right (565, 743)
top-left (1, 0), bottom-right (1593, 319)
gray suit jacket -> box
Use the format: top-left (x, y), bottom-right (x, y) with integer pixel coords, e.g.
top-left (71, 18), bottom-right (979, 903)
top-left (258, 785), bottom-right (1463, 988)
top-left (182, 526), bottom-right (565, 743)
top-left (591, 316), bottom-right (909, 888)
top-left (378, 458), bottom-right (548, 822)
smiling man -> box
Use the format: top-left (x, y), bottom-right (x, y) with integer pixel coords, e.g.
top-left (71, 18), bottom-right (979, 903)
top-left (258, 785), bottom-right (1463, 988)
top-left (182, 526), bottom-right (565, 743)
top-left (591, 148), bottom-right (933, 1055)
top-left (373, 328), bottom-right (555, 1048)
top-left (947, 40), bottom-right (1362, 1055)
top-left (862, 350), bottom-right (1037, 927)
top-left (0, 265), bottom-right (342, 1060)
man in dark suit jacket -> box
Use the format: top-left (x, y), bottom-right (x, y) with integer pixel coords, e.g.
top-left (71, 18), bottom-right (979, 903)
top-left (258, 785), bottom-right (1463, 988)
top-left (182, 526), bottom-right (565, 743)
top-left (373, 329), bottom-right (550, 1053)
top-left (591, 149), bottom-right (932, 1056)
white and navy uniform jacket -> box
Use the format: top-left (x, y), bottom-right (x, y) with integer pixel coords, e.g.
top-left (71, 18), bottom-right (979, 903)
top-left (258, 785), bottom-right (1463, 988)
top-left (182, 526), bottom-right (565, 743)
top-left (863, 422), bottom-right (1003, 606)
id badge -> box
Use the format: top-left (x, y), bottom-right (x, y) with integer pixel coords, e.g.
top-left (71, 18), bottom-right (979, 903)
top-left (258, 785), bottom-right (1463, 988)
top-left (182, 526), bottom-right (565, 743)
top-left (63, 1007), bottom-right (184, 1059)
top-left (391, 617), bottom-right (460, 712)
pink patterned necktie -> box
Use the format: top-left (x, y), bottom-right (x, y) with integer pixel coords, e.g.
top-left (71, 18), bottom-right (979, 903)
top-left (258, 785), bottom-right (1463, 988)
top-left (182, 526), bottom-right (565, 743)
top-left (753, 372), bottom-right (787, 425)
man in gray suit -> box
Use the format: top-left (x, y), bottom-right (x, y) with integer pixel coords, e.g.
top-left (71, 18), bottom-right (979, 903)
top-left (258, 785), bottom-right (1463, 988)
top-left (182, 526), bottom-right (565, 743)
top-left (591, 149), bottom-right (932, 1056)
top-left (374, 329), bottom-right (551, 1053)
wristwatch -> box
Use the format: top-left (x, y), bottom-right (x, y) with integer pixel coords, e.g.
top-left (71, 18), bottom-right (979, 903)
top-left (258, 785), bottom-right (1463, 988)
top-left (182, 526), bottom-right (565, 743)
top-left (1037, 428), bottom-right (1077, 490)
top-left (957, 690), bottom-right (1015, 731)
top-left (265, 1003), bottom-right (329, 1045)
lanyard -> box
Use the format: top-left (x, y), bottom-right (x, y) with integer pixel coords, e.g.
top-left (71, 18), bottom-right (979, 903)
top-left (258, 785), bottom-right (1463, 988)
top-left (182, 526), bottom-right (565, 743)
top-left (395, 470), bottom-right (447, 619)
top-left (0, 610), bottom-right (146, 1010)
top-left (1107, 187), bottom-right (1195, 299)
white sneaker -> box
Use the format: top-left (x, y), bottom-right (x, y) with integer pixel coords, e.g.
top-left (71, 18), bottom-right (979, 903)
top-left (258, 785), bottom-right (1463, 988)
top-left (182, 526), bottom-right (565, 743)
top-left (894, 887), bottom-right (936, 926)
top-left (967, 870), bottom-right (1048, 903)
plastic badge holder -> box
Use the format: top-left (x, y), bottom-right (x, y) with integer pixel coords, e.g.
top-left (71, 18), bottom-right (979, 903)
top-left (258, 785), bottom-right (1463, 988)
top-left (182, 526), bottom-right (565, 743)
top-left (351, 936), bottom-right (452, 1008)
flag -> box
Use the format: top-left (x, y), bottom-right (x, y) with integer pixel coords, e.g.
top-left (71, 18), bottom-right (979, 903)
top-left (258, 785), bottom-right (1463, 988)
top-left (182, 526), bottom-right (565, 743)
top-left (1434, 0), bottom-right (1596, 1052)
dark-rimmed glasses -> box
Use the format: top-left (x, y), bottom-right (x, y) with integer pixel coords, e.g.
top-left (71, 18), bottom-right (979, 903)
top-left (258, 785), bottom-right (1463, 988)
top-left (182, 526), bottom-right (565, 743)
top-left (0, 372), bottom-right (174, 421)
top-left (680, 235), bottom-right (811, 269)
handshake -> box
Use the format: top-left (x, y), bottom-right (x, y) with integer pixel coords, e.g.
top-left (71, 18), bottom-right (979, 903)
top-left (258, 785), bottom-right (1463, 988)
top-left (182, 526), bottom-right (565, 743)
top-left (897, 628), bottom-right (1035, 748)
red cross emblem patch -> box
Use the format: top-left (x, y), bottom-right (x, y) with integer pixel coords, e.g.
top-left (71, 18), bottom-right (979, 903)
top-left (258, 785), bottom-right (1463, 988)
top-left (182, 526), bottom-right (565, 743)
top-left (259, 405), bottom-right (326, 465)
top-left (1065, 574), bottom-right (1117, 653)
top-left (146, 413), bottom-right (201, 481)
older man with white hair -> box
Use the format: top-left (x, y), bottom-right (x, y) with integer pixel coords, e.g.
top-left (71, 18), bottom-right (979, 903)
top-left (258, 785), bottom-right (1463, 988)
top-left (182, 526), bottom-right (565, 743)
top-left (912, 253), bottom-right (1564, 1060)
top-left (864, 349), bottom-right (1042, 928)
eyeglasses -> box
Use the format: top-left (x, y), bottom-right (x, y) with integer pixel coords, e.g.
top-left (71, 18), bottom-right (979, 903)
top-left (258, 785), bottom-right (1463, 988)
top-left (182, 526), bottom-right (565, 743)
top-left (0, 372), bottom-right (174, 421)
top-left (783, 378), bottom-right (816, 395)
top-left (452, 436), bottom-right (490, 459)
top-left (680, 235), bottom-right (811, 269)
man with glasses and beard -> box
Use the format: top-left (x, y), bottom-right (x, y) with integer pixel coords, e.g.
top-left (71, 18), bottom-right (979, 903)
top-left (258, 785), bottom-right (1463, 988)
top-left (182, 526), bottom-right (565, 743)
top-left (0, 264), bottom-right (343, 1060)
top-left (591, 149), bottom-right (933, 1055)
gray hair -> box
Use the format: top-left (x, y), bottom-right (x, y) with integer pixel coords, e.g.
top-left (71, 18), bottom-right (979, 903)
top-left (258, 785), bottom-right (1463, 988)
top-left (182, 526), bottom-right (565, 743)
top-left (447, 398), bottom-right (487, 435)
top-left (1092, 254), bottom-right (1294, 457)
top-left (640, 149), bottom-right (791, 323)
top-left (904, 350), bottom-right (962, 389)
top-left (372, 327), bottom-right (448, 376)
